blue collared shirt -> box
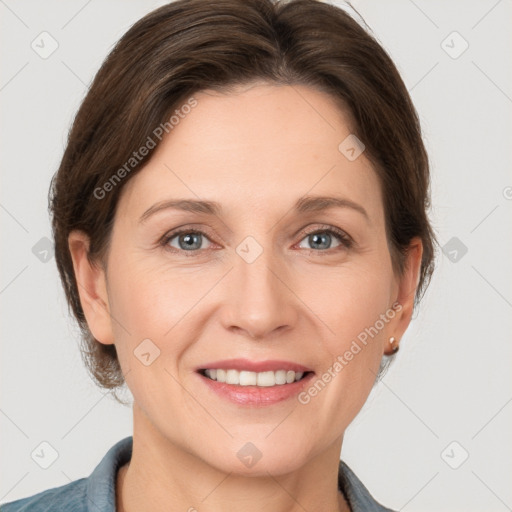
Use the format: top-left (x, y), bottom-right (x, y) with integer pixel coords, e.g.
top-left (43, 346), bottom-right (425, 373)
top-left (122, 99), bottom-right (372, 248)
top-left (0, 437), bottom-right (396, 511)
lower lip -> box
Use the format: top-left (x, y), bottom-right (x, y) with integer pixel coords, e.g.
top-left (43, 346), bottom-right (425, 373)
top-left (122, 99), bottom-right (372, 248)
top-left (198, 372), bottom-right (315, 406)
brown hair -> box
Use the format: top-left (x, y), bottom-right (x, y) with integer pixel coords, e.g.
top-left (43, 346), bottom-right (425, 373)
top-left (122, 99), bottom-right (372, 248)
top-left (49, 0), bottom-right (438, 402)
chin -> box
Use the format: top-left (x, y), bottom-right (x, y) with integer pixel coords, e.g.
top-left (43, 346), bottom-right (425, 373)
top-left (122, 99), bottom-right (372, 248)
top-left (202, 437), bottom-right (312, 477)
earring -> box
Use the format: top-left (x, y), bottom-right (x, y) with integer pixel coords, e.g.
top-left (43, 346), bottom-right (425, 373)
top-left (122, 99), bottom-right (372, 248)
top-left (389, 336), bottom-right (399, 354)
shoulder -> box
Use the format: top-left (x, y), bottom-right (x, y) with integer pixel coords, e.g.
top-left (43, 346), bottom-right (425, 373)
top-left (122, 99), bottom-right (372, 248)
top-left (0, 436), bottom-right (133, 512)
top-left (0, 478), bottom-right (87, 512)
top-left (338, 459), bottom-right (397, 512)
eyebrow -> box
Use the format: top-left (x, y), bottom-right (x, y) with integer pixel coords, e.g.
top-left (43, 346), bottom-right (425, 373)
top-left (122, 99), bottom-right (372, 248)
top-left (139, 195), bottom-right (370, 224)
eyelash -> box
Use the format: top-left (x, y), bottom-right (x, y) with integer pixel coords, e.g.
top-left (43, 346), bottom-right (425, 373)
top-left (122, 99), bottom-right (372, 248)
top-left (159, 224), bottom-right (354, 257)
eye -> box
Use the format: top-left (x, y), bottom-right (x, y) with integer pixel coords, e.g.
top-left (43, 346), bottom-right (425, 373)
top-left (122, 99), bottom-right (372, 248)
top-left (296, 226), bottom-right (353, 253)
top-left (159, 224), bottom-right (353, 257)
top-left (161, 229), bottom-right (213, 255)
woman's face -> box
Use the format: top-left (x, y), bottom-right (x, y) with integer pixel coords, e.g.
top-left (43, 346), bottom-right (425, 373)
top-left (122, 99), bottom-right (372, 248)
top-left (71, 83), bottom-right (421, 475)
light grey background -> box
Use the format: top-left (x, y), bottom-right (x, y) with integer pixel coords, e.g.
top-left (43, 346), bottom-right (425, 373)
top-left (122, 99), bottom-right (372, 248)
top-left (1, 1), bottom-right (511, 511)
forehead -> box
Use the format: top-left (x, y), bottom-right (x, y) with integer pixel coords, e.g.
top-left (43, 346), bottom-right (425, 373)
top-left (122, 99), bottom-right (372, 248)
top-left (117, 83), bottom-right (383, 225)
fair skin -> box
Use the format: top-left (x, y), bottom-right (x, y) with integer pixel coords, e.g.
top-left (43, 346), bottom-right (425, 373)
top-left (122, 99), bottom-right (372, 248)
top-left (69, 82), bottom-right (422, 512)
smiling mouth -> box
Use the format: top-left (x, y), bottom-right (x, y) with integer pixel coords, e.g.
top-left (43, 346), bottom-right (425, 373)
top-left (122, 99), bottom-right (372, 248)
top-left (198, 368), bottom-right (313, 387)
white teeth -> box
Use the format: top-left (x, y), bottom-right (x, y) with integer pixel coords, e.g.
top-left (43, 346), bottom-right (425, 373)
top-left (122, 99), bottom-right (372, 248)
top-left (239, 371), bottom-right (257, 386)
top-left (257, 371), bottom-right (275, 387)
top-left (203, 369), bottom-right (307, 386)
top-left (226, 369), bottom-right (239, 384)
top-left (275, 370), bottom-right (287, 385)
top-left (204, 369), bottom-right (216, 380)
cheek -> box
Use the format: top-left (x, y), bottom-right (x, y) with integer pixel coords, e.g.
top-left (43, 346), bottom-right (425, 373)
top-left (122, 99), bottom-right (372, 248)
top-left (300, 261), bottom-right (393, 414)
top-left (305, 259), bottom-right (394, 346)
top-left (106, 252), bottom-right (212, 372)
top-left (107, 246), bottom-right (196, 331)
top-left (105, 260), bottom-right (193, 414)
top-left (335, 275), bottom-right (392, 345)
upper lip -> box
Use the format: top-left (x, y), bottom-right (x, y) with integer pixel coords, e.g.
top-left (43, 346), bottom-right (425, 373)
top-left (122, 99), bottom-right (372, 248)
top-left (197, 358), bottom-right (313, 373)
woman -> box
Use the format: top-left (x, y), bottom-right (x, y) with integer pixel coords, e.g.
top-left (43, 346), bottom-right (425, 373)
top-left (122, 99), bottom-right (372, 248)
top-left (0, 0), bottom-right (437, 510)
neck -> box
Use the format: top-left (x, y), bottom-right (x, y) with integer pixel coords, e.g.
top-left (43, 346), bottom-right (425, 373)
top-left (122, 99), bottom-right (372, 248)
top-left (116, 403), bottom-right (351, 512)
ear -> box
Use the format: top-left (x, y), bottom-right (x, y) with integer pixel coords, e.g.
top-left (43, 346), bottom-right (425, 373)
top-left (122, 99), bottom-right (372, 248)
top-left (384, 237), bottom-right (423, 355)
top-left (68, 230), bottom-right (114, 345)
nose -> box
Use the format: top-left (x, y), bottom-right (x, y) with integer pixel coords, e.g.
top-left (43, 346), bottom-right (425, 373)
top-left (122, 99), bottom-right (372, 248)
top-left (220, 242), bottom-right (299, 340)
